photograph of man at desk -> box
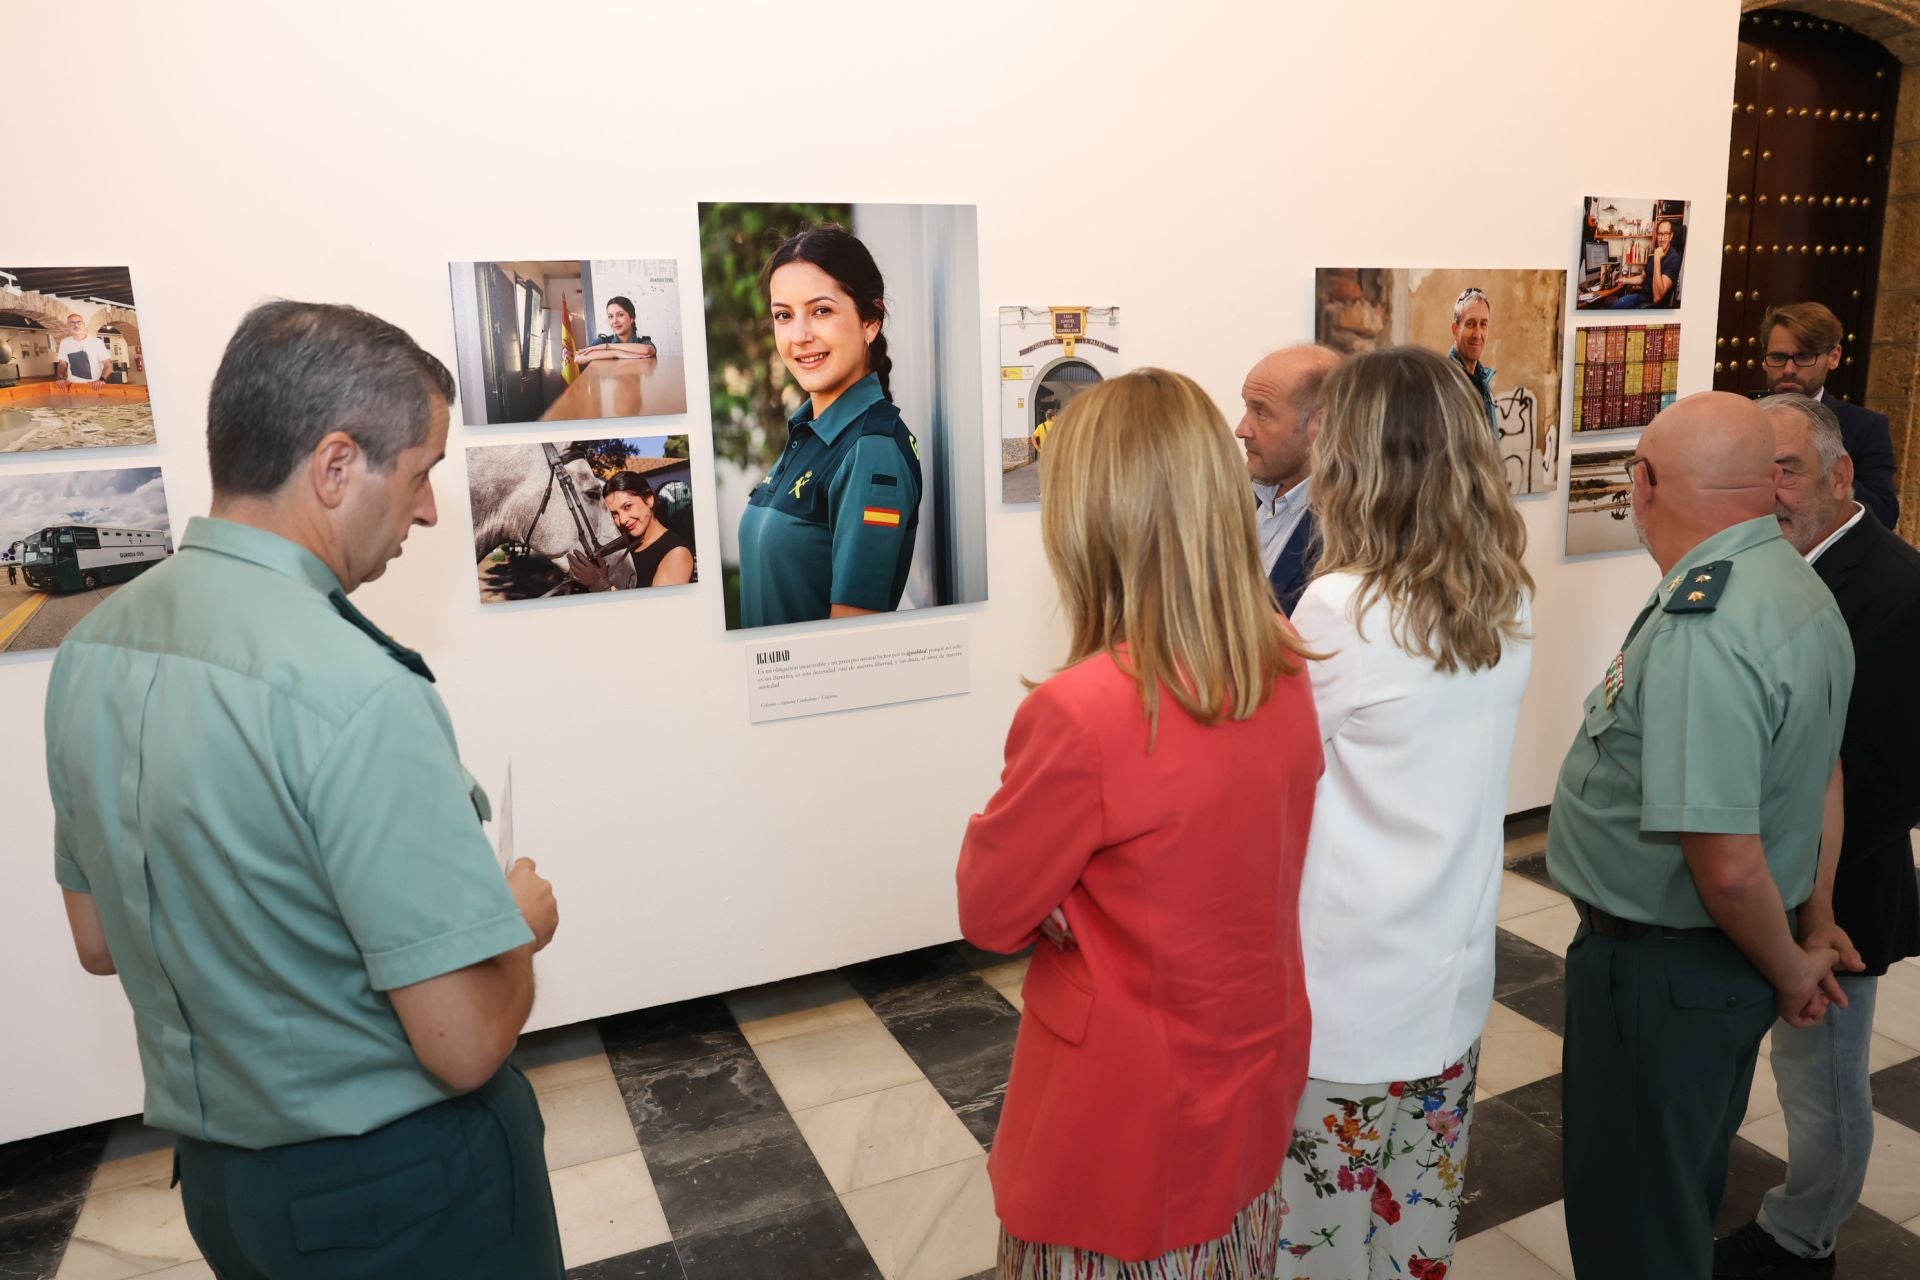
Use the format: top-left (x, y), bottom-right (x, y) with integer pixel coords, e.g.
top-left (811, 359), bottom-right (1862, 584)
top-left (1575, 196), bottom-right (1688, 310)
top-left (447, 258), bottom-right (687, 425)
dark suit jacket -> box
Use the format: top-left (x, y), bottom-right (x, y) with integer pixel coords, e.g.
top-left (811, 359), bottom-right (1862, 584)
top-left (1813, 509), bottom-right (1920, 974)
top-left (1268, 509), bottom-right (1318, 617)
top-left (1825, 393), bottom-right (1901, 529)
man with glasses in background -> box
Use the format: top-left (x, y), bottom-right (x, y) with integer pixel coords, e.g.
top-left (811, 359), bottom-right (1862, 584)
top-left (1447, 287), bottom-right (1498, 438)
top-left (1759, 302), bottom-right (1899, 528)
top-left (1711, 393), bottom-right (1920, 1278)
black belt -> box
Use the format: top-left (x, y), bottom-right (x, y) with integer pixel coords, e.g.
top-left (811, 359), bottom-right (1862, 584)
top-left (1574, 901), bottom-right (1722, 941)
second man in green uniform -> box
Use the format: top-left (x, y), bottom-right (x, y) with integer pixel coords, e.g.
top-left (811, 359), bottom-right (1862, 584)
top-left (1546, 392), bottom-right (1855, 1280)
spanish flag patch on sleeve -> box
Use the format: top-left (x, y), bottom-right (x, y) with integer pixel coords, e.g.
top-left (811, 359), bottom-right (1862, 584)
top-left (862, 507), bottom-right (902, 527)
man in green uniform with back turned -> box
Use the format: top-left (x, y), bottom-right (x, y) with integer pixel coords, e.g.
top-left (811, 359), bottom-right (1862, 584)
top-left (44, 301), bottom-right (565, 1278)
top-left (1547, 391), bottom-right (1855, 1280)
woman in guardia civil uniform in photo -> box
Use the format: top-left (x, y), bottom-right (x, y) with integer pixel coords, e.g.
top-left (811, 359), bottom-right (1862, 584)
top-left (736, 225), bottom-right (921, 627)
top-left (574, 295), bottom-right (657, 364)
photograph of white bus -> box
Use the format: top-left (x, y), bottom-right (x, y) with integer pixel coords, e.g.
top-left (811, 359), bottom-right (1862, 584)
top-left (20, 524), bottom-right (172, 594)
top-left (0, 466), bottom-right (172, 653)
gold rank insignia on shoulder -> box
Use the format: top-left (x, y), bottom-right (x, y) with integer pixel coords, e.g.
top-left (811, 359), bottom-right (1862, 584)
top-left (1664, 559), bottom-right (1733, 614)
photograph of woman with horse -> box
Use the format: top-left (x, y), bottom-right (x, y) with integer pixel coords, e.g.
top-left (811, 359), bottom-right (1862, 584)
top-left (466, 434), bottom-right (695, 604)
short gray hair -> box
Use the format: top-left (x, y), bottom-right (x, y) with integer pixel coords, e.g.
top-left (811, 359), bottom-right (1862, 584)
top-left (1759, 392), bottom-right (1849, 482)
top-left (207, 301), bottom-right (455, 496)
top-left (1453, 287), bottom-right (1491, 325)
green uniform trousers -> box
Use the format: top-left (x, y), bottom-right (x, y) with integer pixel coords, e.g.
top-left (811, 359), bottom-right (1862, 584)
top-left (174, 1065), bottom-right (563, 1280)
top-left (1562, 923), bottom-right (1776, 1279)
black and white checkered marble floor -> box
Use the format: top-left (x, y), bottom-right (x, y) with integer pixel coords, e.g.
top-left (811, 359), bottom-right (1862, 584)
top-left (6, 830), bottom-right (1920, 1279)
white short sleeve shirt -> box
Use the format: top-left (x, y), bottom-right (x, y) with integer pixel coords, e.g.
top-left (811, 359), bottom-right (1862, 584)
top-left (57, 335), bottom-right (111, 382)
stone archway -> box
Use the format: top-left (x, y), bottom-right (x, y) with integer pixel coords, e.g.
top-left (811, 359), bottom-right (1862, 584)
top-left (0, 282), bottom-right (143, 385)
top-left (0, 288), bottom-right (131, 338)
top-left (1745, 0), bottom-right (1920, 538)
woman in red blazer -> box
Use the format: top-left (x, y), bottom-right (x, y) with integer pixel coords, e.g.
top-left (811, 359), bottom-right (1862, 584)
top-left (957, 368), bottom-right (1322, 1273)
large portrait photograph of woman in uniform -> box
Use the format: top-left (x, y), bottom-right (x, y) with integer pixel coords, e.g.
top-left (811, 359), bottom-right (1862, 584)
top-left (1315, 267), bottom-right (1566, 497)
top-left (466, 434), bottom-right (695, 605)
top-left (698, 202), bottom-right (988, 631)
top-left (447, 259), bottom-right (687, 426)
top-left (0, 465), bottom-right (173, 653)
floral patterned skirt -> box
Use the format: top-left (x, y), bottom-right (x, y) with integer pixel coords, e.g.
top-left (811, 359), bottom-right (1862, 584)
top-left (1277, 1040), bottom-right (1480, 1280)
top-left (997, 1168), bottom-right (1288, 1279)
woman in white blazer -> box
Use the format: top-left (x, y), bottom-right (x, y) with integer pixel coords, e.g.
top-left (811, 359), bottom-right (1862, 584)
top-left (1280, 345), bottom-right (1534, 1279)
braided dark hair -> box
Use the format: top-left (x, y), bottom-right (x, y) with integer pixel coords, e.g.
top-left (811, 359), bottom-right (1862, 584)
top-left (760, 224), bottom-right (892, 401)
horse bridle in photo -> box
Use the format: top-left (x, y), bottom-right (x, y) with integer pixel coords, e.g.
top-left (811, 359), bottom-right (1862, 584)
top-left (525, 443), bottom-right (626, 577)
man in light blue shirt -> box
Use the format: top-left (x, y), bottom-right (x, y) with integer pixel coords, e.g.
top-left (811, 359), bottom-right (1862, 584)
top-left (45, 301), bottom-right (564, 1277)
top-left (1235, 345), bottom-right (1341, 614)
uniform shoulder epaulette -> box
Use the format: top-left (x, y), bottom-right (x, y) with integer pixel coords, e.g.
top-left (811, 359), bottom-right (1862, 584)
top-left (856, 398), bottom-right (904, 436)
top-left (856, 400), bottom-right (920, 459)
top-left (1663, 559), bottom-right (1733, 614)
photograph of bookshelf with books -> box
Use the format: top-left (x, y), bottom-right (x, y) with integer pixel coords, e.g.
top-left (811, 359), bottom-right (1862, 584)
top-left (1572, 323), bottom-right (1679, 434)
top-left (1576, 196), bottom-right (1689, 310)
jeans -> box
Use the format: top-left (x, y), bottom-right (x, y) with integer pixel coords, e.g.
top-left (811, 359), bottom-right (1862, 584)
top-left (1758, 975), bottom-right (1880, 1258)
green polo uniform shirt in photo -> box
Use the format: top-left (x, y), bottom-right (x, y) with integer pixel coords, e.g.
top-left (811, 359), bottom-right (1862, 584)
top-left (736, 372), bottom-right (922, 627)
top-left (1546, 515), bottom-right (1854, 927)
top-left (44, 517), bottom-right (531, 1149)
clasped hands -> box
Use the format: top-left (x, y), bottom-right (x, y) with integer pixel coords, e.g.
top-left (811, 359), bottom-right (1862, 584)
top-left (1776, 916), bottom-right (1866, 1029)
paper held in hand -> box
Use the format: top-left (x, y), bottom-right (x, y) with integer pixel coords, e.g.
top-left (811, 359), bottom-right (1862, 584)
top-left (493, 761), bottom-right (515, 873)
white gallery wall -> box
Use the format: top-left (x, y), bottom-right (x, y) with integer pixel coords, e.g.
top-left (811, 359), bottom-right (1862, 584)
top-left (0, 0), bottom-right (1744, 1142)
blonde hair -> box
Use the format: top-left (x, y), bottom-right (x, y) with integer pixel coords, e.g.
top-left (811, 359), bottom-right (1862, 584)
top-left (1038, 368), bottom-right (1309, 743)
top-left (1310, 346), bottom-right (1533, 673)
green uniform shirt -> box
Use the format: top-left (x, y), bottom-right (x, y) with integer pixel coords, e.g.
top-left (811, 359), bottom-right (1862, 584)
top-left (736, 373), bottom-right (921, 627)
top-left (1547, 516), bottom-right (1854, 926)
top-left (44, 517), bottom-right (531, 1148)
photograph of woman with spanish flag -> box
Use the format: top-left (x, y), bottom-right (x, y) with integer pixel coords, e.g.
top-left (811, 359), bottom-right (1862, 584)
top-left (700, 202), bottom-right (988, 631)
